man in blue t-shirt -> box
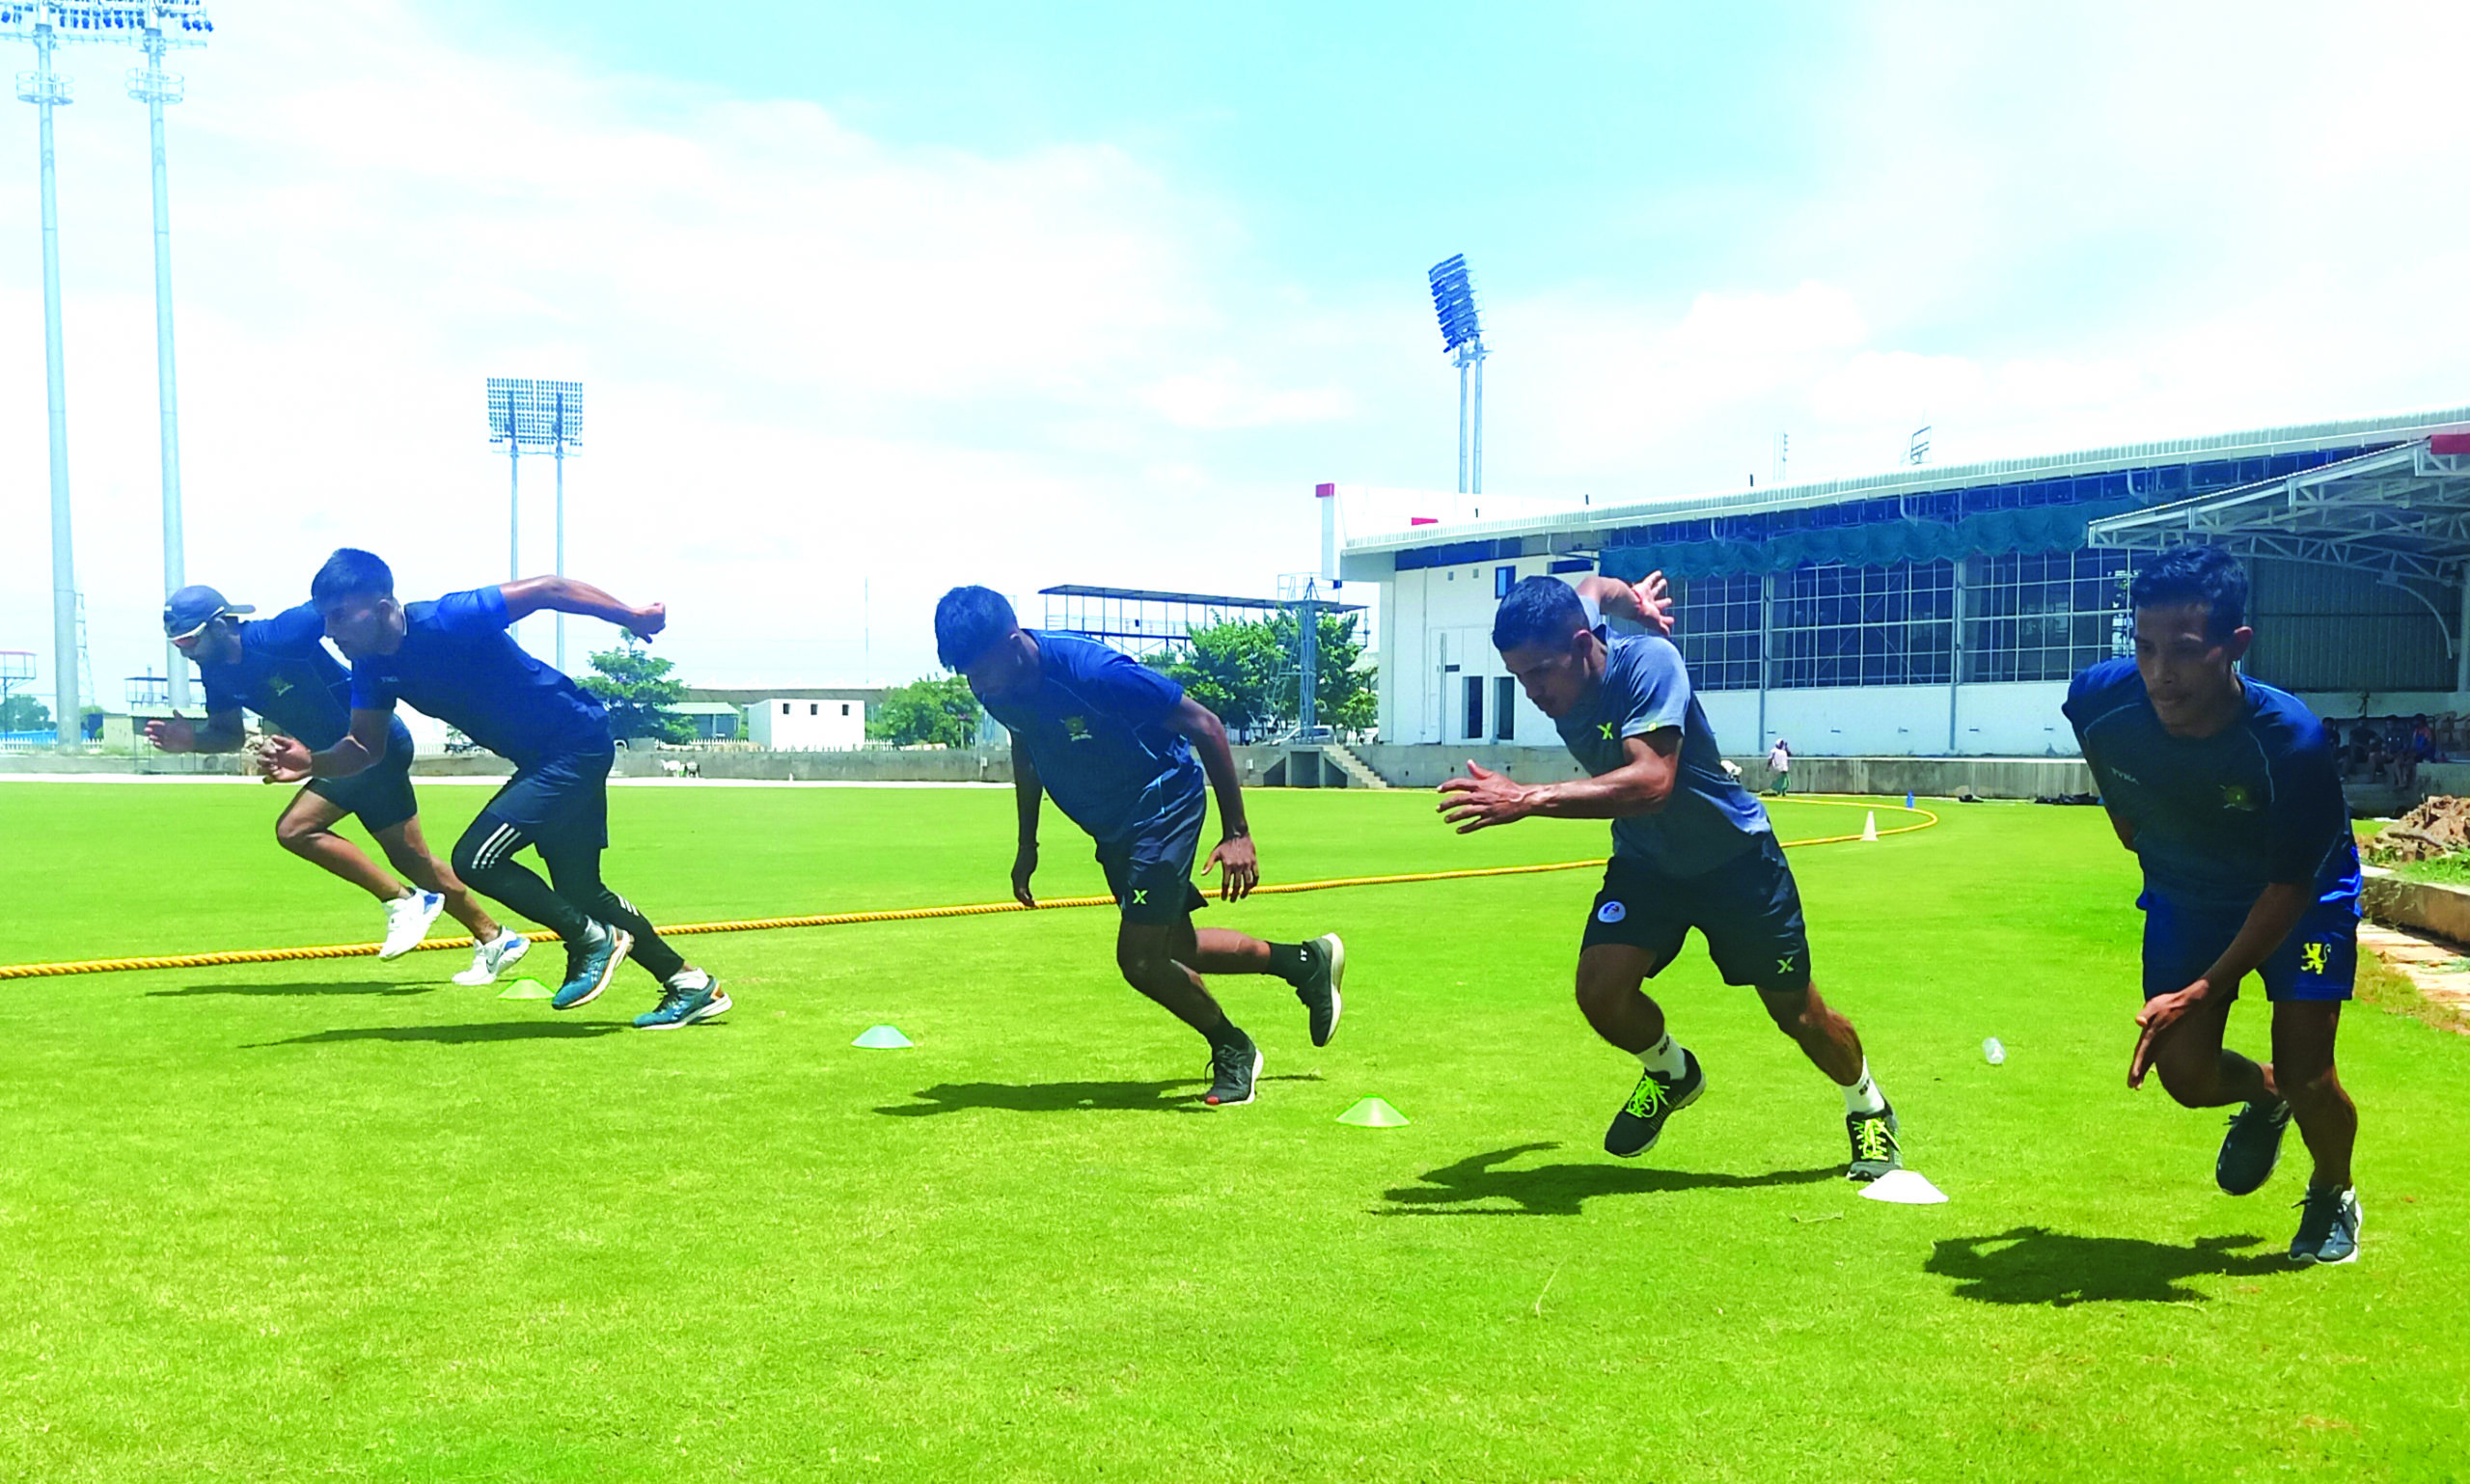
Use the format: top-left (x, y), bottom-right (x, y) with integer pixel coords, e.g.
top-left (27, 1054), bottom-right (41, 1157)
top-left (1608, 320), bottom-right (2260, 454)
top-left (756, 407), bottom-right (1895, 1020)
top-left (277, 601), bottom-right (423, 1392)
top-left (933, 586), bottom-right (1347, 1109)
top-left (145, 585), bottom-right (526, 982)
top-left (1441, 574), bottom-right (1904, 1180)
top-left (261, 549), bottom-right (727, 1031)
top-left (2064, 544), bottom-right (2363, 1265)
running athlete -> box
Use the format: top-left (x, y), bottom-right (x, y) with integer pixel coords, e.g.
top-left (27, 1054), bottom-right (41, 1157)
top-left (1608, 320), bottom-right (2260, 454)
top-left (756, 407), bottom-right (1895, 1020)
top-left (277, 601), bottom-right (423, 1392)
top-left (1441, 574), bottom-right (1904, 1178)
top-left (149, 585), bottom-right (527, 982)
top-left (2064, 544), bottom-right (2362, 1264)
top-left (933, 586), bottom-right (1345, 1108)
top-left (261, 550), bottom-right (727, 1031)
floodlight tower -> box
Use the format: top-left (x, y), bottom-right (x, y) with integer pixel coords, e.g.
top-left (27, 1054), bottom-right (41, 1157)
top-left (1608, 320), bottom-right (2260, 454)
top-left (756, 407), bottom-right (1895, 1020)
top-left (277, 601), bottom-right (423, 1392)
top-left (484, 378), bottom-right (584, 669)
top-left (1427, 254), bottom-right (1488, 496)
top-left (124, 1), bottom-right (211, 706)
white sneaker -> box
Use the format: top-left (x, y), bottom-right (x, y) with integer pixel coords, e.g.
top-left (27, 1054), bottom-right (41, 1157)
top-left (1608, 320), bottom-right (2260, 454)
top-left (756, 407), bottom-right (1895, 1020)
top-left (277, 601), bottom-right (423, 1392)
top-left (377, 891), bottom-right (445, 960)
top-left (452, 931), bottom-right (531, 986)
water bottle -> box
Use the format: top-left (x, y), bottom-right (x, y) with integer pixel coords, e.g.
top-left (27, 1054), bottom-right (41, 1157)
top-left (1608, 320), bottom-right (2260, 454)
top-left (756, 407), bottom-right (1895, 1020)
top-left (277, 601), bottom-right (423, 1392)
top-left (1983, 1037), bottom-right (2006, 1065)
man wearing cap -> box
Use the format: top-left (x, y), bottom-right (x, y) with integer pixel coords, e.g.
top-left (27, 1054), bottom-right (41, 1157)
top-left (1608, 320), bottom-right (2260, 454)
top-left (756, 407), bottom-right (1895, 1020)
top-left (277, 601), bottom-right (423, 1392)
top-left (151, 586), bottom-right (529, 980)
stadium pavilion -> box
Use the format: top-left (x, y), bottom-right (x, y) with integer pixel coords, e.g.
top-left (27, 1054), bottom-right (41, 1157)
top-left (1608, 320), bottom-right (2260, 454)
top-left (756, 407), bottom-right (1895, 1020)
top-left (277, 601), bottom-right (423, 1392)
top-left (1337, 405), bottom-right (2470, 758)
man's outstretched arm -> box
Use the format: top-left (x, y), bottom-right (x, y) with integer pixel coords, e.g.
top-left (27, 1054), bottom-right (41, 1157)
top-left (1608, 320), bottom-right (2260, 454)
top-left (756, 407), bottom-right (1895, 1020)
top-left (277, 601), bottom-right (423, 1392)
top-left (261, 706), bottom-right (395, 783)
top-left (1439, 731), bottom-right (1680, 833)
top-left (499, 577), bottom-right (666, 641)
top-left (1574, 572), bottom-right (1674, 634)
top-left (1164, 696), bottom-right (1258, 900)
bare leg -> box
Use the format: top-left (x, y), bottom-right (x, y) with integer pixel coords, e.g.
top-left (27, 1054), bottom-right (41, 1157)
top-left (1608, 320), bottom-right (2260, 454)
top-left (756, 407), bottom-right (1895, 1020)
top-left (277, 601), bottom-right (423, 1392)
top-left (1756, 980), bottom-right (1866, 1086)
top-left (2272, 1001), bottom-right (2355, 1188)
top-left (275, 788), bottom-right (405, 903)
top-left (1192, 927), bottom-right (1273, 976)
top-left (1574, 944), bottom-right (1669, 1054)
top-left (2149, 990), bottom-right (2273, 1109)
top-left (1116, 917), bottom-right (1232, 1036)
top-left (375, 815), bottom-right (502, 942)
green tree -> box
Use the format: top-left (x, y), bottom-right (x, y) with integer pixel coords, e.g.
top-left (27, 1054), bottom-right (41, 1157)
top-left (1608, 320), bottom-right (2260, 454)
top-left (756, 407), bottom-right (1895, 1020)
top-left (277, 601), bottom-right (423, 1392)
top-left (869, 674), bottom-right (982, 748)
top-left (0, 695), bottom-right (50, 732)
top-left (1270, 610), bottom-right (1377, 737)
top-left (1150, 611), bottom-right (1378, 739)
top-left (580, 640), bottom-right (692, 744)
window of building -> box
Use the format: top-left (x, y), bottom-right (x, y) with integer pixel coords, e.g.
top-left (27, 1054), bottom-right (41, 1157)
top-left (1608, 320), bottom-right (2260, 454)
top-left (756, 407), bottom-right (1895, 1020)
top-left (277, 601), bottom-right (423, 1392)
top-left (1494, 675), bottom-right (1516, 740)
top-left (1463, 675), bottom-right (1485, 740)
top-left (1673, 572), bottom-right (1764, 692)
top-left (1770, 560), bottom-right (1956, 688)
top-left (1495, 564), bottom-right (1517, 598)
top-left (840, 703), bottom-right (851, 716)
top-left (1961, 550), bottom-right (2134, 683)
top-left (781, 702), bottom-right (791, 715)
top-left (810, 703), bottom-right (819, 716)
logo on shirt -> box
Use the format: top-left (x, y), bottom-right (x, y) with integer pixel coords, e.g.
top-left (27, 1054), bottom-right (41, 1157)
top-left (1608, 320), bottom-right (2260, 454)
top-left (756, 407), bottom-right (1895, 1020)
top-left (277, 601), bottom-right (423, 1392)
top-left (266, 675), bottom-right (292, 698)
top-left (1060, 715), bottom-right (1093, 742)
top-left (2220, 783), bottom-right (2257, 812)
top-left (1596, 900), bottom-right (1627, 924)
top-left (2301, 940), bottom-right (2330, 975)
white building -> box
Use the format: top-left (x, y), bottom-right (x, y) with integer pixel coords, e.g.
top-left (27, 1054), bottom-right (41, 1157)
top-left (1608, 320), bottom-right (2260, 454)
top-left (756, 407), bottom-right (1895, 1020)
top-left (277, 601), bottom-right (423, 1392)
top-left (1339, 406), bottom-right (2470, 757)
top-left (747, 696), bottom-right (869, 750)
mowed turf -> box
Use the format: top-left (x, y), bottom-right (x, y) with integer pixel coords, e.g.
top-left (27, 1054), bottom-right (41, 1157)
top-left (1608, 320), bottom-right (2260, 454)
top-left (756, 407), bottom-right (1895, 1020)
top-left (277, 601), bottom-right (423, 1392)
top-left (0, 782), bottom-right (2463, 1483)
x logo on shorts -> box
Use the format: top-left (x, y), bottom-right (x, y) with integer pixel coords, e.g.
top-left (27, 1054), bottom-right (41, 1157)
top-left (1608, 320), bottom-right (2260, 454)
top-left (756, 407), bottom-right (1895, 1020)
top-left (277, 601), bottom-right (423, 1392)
top-left (1131, 888), bottom-right (1149, 905)
top-left (1598, 723), bottom-right (1616, 740)
top-left (1777, 953), bottom-right (1797, 975)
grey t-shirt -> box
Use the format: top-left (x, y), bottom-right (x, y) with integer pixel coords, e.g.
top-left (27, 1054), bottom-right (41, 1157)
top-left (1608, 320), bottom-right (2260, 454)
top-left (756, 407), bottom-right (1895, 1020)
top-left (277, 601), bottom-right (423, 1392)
top-left (1552, 606), bottom-right (1771, 876)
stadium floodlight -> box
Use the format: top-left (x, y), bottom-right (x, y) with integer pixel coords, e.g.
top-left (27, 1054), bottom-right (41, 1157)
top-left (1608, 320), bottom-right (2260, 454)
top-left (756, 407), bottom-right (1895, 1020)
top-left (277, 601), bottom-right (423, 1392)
top-left (485, 378), bottom-right (585, 670)
top-left (1427, 254), bottom-right (1490, 496)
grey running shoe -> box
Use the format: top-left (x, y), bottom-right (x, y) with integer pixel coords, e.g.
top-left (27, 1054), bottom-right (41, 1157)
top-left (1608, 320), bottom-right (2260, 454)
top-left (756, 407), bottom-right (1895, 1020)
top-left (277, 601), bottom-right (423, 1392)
top-left (2216, 1099), bottom-right (2292, 1195)
top-left (1846, 1105), bottom-right (1903, 1182)
top-left (635, 976), bottom-right (731, 1031)
top-left (1205, 1033), bottom-right (1263, 1107)
top-left (1294, 933), bottom-right (1345, 1048)
top-left (1605, 1051), bottom-right (1705, 1158)
top-left (2290, 1185), bottom-right (2362, 1265)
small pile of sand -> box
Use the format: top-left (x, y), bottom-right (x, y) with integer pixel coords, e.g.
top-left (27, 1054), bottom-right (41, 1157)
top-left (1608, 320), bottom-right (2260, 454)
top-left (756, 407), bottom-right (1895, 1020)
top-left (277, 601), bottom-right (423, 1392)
top-left (2372, 795), bottom-right (2470, 863)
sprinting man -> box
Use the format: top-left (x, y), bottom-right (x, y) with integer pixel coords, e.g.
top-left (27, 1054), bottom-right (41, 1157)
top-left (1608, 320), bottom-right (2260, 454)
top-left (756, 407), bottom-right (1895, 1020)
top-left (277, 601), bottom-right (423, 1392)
top-left (1767, 738), bottom-right (1793, 796)
top-left (261, 550), bottom-right (727, 1031)
top-left (933, 586), bottom-right (1344, 1108)
top-left (2064, 544), bottom-right (2362, 1264)
top-left (1439, 574), bottom-right (1903, 1178)
top-left (149, 585), bottom-right (528, 983)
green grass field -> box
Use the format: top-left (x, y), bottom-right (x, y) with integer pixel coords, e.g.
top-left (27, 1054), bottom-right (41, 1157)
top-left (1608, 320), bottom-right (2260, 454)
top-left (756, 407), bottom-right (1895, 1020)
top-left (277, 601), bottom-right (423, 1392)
top-left (0, 781), bottom-right (2463, 1482)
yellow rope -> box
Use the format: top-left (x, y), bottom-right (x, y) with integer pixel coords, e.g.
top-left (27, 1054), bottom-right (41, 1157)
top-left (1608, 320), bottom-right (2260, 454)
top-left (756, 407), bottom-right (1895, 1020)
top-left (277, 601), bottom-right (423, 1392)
top-left (0, 798), bottom-right (1937, 980)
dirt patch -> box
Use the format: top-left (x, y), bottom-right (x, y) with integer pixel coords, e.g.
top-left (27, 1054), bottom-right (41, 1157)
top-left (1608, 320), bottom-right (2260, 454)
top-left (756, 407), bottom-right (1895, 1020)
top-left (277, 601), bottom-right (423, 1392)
top-left (2366, 795), bottom-right (2470, 864)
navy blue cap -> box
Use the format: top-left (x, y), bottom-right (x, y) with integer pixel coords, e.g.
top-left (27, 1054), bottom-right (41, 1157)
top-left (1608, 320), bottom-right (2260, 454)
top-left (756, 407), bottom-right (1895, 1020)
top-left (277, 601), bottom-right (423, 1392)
top-left (163, 585), bottom-right (254, 640)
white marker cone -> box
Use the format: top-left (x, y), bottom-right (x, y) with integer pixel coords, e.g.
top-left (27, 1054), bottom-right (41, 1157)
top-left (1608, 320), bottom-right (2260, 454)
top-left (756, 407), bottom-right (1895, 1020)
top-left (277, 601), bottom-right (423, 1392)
top-left (1861, 810), bottom-right (1879, 841)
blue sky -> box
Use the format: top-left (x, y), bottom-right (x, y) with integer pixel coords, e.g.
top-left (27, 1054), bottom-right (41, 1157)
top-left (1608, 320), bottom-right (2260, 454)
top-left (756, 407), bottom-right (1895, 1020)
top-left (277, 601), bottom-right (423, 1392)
top-left (2, 2), bottom-right (2464, 698)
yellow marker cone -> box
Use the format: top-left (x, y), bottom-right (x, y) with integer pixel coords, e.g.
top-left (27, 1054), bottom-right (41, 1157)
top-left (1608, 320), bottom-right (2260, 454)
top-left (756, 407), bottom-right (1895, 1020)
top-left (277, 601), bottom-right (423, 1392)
top-left (852, 1025), bottom-right (914, 1048)
top-left (1337, 1096), bottom-right (1409, 1127)
top-left (1860, 810), bottom-right (1879, 841)
top-left (498, 977), bottom-right (553, 1000)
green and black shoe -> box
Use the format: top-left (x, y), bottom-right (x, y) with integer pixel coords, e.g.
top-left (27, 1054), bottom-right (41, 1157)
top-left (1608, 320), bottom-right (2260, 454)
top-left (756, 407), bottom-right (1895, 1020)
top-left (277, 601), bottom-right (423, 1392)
top-left (1605, 1051), bottom-right (1704, 1159)
top-left (1294, 933), bottom-right (1345, 1048)
top-left (1204, 1032), bottom-right (1263, 1108)
top-left (2215, 1099), bottom-right (2292, 1195)
top-left (1846, 1105), bottom-right (1902, 1182)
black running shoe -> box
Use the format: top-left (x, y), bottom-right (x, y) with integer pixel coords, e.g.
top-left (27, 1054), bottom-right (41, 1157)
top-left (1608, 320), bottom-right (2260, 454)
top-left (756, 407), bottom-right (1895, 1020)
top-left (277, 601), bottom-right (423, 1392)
top-left (1294, 933), bottom-right (1345, 1048)
top-left (1604, 1051), bottom-right (1704, 1158)
top-left (2289, 1184), bottom-right (2362, 1265)
top-left (1846, 1104), bottom-right (1902, 1182)
top-left (1204, 1033), bottom-right (1263, 1107)
top-left (2216, 1098), bottom-right (2292, 1196)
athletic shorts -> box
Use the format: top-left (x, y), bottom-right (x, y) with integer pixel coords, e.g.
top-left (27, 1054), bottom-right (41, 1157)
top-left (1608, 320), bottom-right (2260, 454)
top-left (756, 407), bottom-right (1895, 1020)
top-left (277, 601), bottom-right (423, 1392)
top-left (1580, 832), bottom-right (1812, 992)
top-left (304, 718), bottom-right (420, 835)
top-left (462, 748), bottom-right (616, 866)
top-left (1093, 786), bottom-right (1209, 925)
top-left (2138, 890), bottom-right (2358, 1003)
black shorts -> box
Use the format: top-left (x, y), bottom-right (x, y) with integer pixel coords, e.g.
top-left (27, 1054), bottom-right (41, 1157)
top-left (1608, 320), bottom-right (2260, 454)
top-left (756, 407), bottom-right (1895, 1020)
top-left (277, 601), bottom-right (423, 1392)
top-left (1093, 787), bottom-right (1209, 925)
top-left (304, 720), bottom-right (420, 835)
top-left (461, 748), bottom-right (615, 868)
top-left (1580, 832), bottom-right (1812, 992)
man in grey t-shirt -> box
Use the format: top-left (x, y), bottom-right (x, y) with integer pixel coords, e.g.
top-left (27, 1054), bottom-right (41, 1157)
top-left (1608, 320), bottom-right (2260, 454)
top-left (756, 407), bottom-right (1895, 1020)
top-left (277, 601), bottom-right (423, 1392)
top-left (1439, 574), bottom-right (1903, 1179)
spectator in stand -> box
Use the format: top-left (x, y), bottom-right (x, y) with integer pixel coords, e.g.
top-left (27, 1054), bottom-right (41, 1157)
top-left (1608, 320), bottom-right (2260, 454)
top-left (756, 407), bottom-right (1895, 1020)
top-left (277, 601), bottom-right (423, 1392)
top-left (2343, 720), bottom-right (2374, 781)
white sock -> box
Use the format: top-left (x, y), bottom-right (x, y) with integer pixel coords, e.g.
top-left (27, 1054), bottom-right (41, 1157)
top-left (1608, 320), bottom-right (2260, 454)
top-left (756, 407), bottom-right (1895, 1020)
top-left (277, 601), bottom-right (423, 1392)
top-left (1842, 1060), bottom-right (1887, 1115)
top-left (667, 967), bottom-right (711, 992)
top-left (1636, 1032), bottom-right (1688, 1080)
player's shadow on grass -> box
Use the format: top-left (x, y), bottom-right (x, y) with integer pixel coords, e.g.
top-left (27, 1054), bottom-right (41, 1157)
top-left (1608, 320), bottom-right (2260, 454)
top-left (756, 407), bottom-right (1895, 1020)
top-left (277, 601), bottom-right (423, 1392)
top-left (877, 1074), bottom-right (1323, 1117)
top-left (1927, 1226), bottom-right (2288, 1305)
top-left (246, 1022), bottom-right (629, 1048)
top-left (1380, 1142), bottom-right (1837, 1217)
top-left (151, 978), bottom-right (439, 999)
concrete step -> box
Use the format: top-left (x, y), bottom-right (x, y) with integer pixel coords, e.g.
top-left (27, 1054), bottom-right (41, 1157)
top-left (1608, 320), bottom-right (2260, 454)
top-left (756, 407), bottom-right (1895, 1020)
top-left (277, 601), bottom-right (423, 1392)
top-left (1320, 742), bottom-right (1391, 789)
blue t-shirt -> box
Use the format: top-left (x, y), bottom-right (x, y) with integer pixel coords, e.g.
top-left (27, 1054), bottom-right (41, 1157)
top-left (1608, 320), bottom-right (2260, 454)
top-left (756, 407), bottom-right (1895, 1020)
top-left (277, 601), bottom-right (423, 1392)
top-left (977, 631), bottom-right (1204, 843)
top-left (195, 601), bottom-right (410, 756)
top-left (1553, 614), bottom-right (1771, 876)
top-left (2063, 657), bottom-right (2361, 914)
top-left (348, 586), bottom-right (609, 770)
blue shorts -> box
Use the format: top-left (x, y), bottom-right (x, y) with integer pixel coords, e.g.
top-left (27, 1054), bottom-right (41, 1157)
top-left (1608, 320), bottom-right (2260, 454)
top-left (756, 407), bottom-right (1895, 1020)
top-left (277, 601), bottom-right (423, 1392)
top-left (1093, 786), bottom-right (1209, 925)
top-left (303, 718), bottom-right (420, 835)
top-left (1581, 832), bottom-right (1811, 992)
top-left (2138, 891), bottom-right (2359, 1003)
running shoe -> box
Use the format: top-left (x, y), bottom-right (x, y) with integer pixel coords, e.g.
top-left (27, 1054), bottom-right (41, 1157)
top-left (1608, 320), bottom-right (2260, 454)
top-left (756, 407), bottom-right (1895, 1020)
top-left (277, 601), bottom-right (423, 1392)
top-left (1204, 1032), bottom-right (1264, 1107)
top-left (377, 891), bottom-right (444, 960)
top-left (634, 975), bottom-right (732, 1031)
top-left (1294, 933), bottom-right (1345, 1048)
top-left (2215, 1098), bottom-right (2293, 1195)
top-left (452, 931), bottom-right (531, 986)
top-left (2290, 1185), bottom-right (2362, 1265)
top-left (1605, 1050), bottom-right (1704, 1158)
top-left (551, 924), bottom-right (633, 1010)
top-left (1846, 1105), bottom-right (1903, 1182)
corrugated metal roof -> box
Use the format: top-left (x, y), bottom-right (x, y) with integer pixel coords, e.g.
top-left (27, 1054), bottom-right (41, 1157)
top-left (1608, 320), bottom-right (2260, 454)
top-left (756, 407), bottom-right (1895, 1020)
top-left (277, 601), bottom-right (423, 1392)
top-left (1344, 403), bottom-right (2470, 555)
